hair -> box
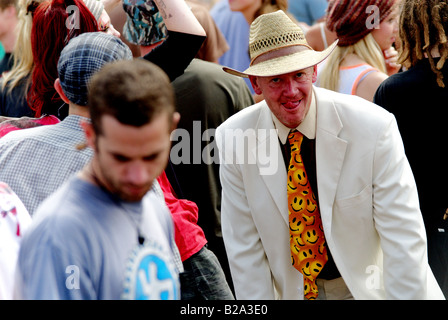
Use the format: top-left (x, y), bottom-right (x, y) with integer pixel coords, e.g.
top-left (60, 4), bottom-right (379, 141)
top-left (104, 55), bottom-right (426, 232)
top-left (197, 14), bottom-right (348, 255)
top-left (319, 33), bottom-right (387, 92)
top-left (326, 0), bottom-right (397, 47)
top-left (0, 0), bottom-right (41, 96)
top-left (26, 0), bottom-right (99, 117)
top-left (0, 0), bottom-right (17, 10)
top-left (254, 0), bottom-right (288, 20)
top-left (399, 0), bottom-right (448, 87)
top-left (88, 59), bottom-right (175, 136)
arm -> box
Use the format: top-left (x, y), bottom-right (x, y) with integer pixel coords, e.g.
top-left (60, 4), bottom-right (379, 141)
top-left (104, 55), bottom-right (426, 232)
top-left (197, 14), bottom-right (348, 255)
top-left (216, 126), bottom-right (276, 300)
top-left (141, 0), bottom-right (206, 81)
top-left (154, 0), bottom-right (205, 36)
top-left (15, 235), bottom-right (97, 300)
top-left (372, 81), bottom-right (387, 108)
top-left (372, 115), bottom-right (433, 299)
top-left (355, 70), bottom-right (388, 102)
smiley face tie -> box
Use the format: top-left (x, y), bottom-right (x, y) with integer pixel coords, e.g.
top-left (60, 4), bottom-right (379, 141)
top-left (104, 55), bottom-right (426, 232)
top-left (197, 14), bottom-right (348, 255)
top-left (287, 131), bottom-right (327, 300)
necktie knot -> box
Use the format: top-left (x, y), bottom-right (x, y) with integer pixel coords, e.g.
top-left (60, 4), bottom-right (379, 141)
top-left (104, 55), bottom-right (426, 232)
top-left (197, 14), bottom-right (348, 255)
top-left (288, 130), bottom-right (303, 153)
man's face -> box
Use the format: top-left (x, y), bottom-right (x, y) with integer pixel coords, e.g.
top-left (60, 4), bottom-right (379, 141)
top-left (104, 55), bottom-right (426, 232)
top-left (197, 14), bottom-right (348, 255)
top-left (87, 113), bottom-right (175, 202)
top-left (250, 66), bottom-right (317, 129)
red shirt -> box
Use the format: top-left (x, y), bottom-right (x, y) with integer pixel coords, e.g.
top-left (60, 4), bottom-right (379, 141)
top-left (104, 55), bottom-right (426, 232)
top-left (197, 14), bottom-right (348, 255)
top-left (157, 171), bottom-right (207, 262)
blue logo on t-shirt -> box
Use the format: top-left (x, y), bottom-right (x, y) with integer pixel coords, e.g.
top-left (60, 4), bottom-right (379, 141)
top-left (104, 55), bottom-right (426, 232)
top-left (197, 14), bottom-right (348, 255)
top-left (122, 241), bottom-right (179, 300)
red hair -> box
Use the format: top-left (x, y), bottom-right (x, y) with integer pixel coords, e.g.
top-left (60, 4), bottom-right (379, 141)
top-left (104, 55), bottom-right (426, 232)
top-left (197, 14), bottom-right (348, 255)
top-left (28, 0), bottom-right (99, 117)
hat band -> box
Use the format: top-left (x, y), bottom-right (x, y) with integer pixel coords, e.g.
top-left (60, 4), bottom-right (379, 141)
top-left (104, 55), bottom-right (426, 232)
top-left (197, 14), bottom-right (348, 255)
top-left (250, 44), bottom-right (313, 67)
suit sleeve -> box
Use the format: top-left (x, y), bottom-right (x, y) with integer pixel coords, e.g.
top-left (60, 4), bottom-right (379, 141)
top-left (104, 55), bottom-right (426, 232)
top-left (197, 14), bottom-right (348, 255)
top-left (372, 114), bottom-right (433, 299)
top-left (216, 126), bottom-right (276, 299)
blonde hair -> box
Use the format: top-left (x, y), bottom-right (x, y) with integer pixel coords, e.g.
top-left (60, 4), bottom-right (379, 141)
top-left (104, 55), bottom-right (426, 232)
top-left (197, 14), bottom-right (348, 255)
top-left (319, 33), bottom-right (387, 92)
top-left (1, 0), bottom-right (43, 94)
top-left (255, 0), bottom-right (288, 19)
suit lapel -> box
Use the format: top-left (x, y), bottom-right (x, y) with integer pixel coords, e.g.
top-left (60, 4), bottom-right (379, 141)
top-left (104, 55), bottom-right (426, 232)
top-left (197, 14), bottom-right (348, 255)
top-left (314, 88), bottom-right (347, 237)
top-left (252, 102), bottom-right (289, 225)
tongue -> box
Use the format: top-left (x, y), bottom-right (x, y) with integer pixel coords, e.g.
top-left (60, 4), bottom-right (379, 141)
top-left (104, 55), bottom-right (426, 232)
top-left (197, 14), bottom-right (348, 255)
top-left (284, 101), bottom-right (299, 109)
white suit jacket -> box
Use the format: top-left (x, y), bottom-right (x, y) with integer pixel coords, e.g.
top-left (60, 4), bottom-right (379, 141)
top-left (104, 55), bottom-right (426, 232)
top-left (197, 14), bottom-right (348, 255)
top-left (216, 87), bottom-right (444, 300)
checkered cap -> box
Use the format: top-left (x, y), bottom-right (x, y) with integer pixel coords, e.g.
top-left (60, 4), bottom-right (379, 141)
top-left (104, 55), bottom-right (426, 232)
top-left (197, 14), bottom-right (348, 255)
top-left (57, 32), bottom-right (133, 106)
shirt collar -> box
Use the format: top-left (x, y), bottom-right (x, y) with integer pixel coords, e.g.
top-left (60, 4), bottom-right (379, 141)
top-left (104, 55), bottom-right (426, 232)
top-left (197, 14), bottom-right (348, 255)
top-left (272, 88), bottom-right (317, 145)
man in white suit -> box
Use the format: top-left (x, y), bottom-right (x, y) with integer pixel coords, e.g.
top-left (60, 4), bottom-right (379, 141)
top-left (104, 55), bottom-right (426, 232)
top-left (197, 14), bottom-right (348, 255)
top-left (216, 10), bottom-right (444, 300)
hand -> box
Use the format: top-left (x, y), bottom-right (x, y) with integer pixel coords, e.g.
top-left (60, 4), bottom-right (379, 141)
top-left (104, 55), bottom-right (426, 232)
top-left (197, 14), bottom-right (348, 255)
top-left (384, 46), bottom-right (401, 76)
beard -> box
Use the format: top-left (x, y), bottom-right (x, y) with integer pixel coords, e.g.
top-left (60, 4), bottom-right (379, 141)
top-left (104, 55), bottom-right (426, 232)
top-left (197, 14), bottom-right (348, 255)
top-left (91, 159), bottom-right (153, 203)
top-left (107, 179), bottom-right (153, 202)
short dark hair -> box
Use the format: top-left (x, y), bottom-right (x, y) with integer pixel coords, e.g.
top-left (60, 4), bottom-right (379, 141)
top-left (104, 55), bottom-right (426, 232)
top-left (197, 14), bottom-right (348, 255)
top-left (88, 59), bottom-right (176, 135)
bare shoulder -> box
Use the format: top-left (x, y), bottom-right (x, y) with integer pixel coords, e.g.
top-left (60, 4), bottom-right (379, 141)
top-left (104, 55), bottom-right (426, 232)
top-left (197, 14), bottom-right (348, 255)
top-left (355, 71), bottom-right (388, 102)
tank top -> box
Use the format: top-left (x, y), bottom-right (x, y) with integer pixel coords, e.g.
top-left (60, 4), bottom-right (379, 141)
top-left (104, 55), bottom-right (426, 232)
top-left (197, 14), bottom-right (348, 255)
top-left (338, 63), bottom-right (380, 95)
top-left (319, 22), bottom-right (328, 49)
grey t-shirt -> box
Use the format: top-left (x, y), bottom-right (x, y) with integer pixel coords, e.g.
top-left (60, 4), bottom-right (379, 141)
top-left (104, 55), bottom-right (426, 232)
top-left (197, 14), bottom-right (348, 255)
top-left (15, 176), bottom-right (180, 300)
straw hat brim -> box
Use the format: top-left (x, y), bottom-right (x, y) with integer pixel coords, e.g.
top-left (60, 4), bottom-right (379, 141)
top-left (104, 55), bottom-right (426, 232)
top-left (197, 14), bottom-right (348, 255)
top-left (223, 40), bottom-right (338, 78)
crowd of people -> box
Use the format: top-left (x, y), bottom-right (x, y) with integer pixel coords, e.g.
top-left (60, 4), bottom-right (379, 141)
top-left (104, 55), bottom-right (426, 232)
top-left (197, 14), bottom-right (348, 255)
top-left (0, 0), bottom-right (447, 300)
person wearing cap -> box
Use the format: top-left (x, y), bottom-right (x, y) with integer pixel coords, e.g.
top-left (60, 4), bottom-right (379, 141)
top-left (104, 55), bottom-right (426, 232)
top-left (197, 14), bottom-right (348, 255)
top-left (215, 10), bottom-right (444, 299)
top-left (13, 33), bottom-right (183, 300)
top-left (316, 0), bottom-right (401, 102)
top-left (374, 0), bottom-right (448, 298)
top-left (0, 0), bottom-right (205, 214)
top-left (0, 33), bottom-right (131, 219)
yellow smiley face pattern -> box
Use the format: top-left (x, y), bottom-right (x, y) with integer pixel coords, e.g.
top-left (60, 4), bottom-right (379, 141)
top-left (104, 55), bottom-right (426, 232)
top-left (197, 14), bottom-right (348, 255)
top-left (287, 131), bottom-right (328, 300)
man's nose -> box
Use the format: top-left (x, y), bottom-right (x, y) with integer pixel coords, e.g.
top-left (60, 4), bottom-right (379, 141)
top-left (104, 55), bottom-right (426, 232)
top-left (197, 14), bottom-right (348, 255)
top-left (283, 79), bottom-right (299, 96)
top-left (125, 162), bottom-right (149, 185)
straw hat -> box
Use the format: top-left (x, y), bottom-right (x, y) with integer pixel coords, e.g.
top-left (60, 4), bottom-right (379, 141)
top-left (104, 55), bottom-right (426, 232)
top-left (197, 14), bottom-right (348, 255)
top-left (223, 10), bottom-right (338, 78)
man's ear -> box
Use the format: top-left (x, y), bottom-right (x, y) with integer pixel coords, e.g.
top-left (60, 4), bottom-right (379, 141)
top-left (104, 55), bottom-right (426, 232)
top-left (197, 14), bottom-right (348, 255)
top-left (54, 78), bottom-right (70, 104)
top-left (249, 76), bottom-right (263, 95)
top-left (311, 65), bottom-right (318, 83)
top-left (170, 111), bottom-right (180, 132)
top-left (80, 119), bottom-right (96, 150)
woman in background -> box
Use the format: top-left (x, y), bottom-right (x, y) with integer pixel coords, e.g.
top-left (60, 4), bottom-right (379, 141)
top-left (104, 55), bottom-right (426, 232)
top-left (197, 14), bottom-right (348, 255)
top-left (317, 0), bottom-right (401, 102)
